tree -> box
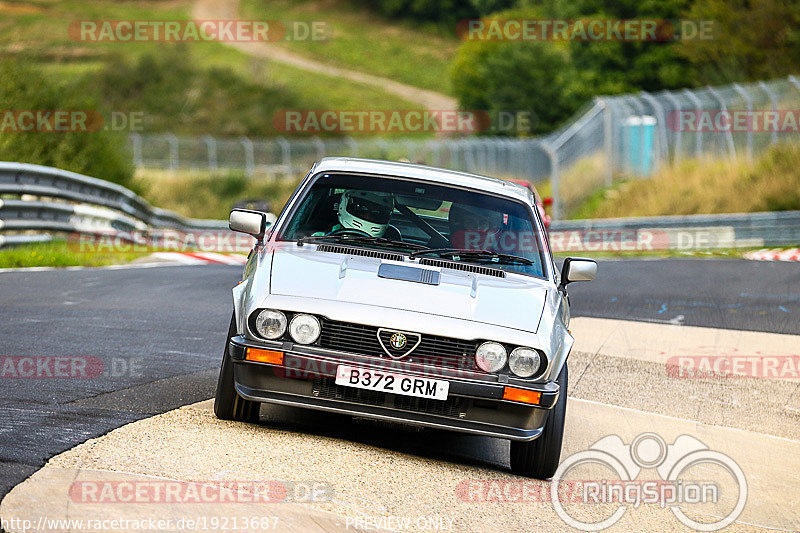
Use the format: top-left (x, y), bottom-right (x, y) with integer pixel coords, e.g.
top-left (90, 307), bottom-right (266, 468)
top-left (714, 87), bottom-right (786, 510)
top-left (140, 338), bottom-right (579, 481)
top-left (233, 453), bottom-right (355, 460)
top-left (678, 0), bottom-right (800, 84)
top-left (450, 1), bottom-right (698, 134)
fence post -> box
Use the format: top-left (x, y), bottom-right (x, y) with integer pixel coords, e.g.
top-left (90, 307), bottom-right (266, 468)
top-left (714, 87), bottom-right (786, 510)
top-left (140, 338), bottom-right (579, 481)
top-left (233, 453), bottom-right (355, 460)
top-left (477, 140), bottom-right (487, 173)
top-left (462, 139), bottom-right (477, 172)
top-left (312, 136), bottom-right (325, 161)
top-left (166, 134), bottom-right (179, 172)
top-left (640, 91), bottom-right (668, 173)
top-left (617, 99), bottom-right (633, 175)
top-left (276, 137), bottom-right (291, 173)
top-left (487, 139), bottom-right (497, 175)
top-left (377, 139), bottom-right (389, 160)
top-left (345, 137), bottom-right (358, 157)
top-left (449, 140), bottom-right (459, 170)
top-left (682, 89), bottom-right (703, 156)
top-left (706, 85), bottom-right (736, 160)
top-left (203, 135), bottom-right (218, 171)
top-left (405, 140), bottom-right (418, 163)
top-left (544, 143), bottom-right (561, 221)
top-left (789, 74), bottom-right (800, 92)
top-left (430, 140), bottom-right (441, 167)
top-left (626, 96), bottom-right (647, 176)
top-left (130, 133), bottom-right (143, 168)
top-left (758, 81), bottom-right (778, 146)
top-left (661, 90), bottom-right (682, 163)
top-left (595, 98), bottom-right (614, 186)
top-left (240, 137), bottom-right (255, 177)
top-left (731, 83), bottom-right (753, 160)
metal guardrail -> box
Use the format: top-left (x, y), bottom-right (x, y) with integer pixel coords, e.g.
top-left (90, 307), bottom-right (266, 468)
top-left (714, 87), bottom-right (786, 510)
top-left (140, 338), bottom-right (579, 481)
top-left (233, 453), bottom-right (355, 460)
top-left (0, 162), bottom-right (232, 248)
top-left (549, 211), bottom-right (800, 252)
top-left (2, 162), bottom-right (796, 253)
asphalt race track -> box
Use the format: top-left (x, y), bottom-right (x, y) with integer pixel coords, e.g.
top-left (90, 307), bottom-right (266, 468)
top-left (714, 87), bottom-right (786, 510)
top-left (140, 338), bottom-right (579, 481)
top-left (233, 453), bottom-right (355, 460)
top-left (567, 258), bottom-right (800, 334)
top-left (0, 265), bottom-right (237, 498)
top-left (0, 258), bottom-right (798, 501)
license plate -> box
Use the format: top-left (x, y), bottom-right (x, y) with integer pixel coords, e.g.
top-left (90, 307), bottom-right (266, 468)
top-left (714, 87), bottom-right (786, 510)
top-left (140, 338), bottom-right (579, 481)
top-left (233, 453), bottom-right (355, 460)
top-left (334, 365), bottom-right (449, 401)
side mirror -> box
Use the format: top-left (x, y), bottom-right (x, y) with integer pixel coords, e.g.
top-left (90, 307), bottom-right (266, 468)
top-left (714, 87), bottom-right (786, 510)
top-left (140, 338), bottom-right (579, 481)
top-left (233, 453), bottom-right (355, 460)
top-left (559, 257), bottom-right (597, 289)
top-left (229, 209), bottom-right (268, 241)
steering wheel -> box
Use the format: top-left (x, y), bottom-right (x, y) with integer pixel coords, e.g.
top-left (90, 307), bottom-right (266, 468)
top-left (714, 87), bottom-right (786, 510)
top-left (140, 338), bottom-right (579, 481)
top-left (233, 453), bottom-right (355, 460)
top-left (328, 227), bottom-right (371, 237)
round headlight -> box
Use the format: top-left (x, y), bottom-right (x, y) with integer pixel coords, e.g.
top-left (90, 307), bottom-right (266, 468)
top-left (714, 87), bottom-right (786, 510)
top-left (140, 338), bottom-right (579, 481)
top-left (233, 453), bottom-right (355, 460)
top-left (509, 347), bottom-right (541, 378)
top-left (475, 341), bottom-right (507, 373)
top-left (289, 314), bottom-right (321, 345)
top-left (254, 309), bottom-right (287, 339)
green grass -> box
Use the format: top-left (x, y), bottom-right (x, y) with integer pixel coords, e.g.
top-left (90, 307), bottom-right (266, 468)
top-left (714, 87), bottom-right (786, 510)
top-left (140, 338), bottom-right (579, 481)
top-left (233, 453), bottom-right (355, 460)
top-left (0, 0), bottom-right (422, 135)
top-left (196, 37), bottom-right (420, 114)
top-left (241, 0), bottom-right (459, 95)
top-left (134, 169), bottom-right (302, 219)
top-left (0, 241), bottom-right (151, 268)
top-left (572, 143), bottom-right (800, 219)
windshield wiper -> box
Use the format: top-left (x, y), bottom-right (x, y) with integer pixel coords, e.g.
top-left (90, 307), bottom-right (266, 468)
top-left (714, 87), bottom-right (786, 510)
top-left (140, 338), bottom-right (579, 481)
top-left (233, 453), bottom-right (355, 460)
top-left (297, 234), bottom-right (429, 252)
top-left (409, 248), bottom-right (535, 265)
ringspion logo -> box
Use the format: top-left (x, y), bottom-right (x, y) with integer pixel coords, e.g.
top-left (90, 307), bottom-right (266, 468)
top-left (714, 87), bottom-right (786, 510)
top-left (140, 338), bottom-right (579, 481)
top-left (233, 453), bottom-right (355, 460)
top-left (551, 433), bottom-right (747, 531)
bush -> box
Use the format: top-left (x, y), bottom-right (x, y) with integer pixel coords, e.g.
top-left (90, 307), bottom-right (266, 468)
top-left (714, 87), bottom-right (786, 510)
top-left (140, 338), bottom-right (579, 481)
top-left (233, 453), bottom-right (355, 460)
top-left (0, 57), bottom-right (134, 187)
top-left (451, 6), bottom-right (585, 134)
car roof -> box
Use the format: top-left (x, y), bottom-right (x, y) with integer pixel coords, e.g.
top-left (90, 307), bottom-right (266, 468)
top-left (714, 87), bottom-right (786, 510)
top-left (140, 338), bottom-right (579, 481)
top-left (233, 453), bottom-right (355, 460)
top-left (311, 157), bottom-right (533, 204)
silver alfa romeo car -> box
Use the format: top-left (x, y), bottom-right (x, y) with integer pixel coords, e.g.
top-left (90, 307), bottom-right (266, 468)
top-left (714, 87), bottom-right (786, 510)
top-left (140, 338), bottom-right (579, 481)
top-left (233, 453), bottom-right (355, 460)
top-left (215, 158), bottom-right (596, 479)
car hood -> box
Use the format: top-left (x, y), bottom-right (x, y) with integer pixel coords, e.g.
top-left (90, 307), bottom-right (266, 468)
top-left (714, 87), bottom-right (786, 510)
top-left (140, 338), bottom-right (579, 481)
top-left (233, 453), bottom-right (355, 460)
top-left (269, 248), bottom-right (547, 333)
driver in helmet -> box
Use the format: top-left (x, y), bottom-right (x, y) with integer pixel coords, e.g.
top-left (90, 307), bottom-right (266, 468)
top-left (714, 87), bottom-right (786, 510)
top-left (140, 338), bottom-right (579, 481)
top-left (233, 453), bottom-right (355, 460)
top-left (313, 190), bottom-right (394, 237)
top-left (448, 203), bottom-right (505, 250)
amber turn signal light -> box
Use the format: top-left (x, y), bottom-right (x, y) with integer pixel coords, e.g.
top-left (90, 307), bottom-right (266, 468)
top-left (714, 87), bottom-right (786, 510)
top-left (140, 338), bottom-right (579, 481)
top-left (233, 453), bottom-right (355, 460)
top-left (245, 348), bottom-right (284, 365)
top-left (502, 386), bottom-right (541, 405)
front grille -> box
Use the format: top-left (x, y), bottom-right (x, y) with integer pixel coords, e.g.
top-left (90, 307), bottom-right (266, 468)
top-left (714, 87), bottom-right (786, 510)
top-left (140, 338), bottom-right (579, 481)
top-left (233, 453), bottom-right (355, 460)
top-left (318, 319), bottom-right (478, 371)
top-left (311, 377), bottom-right (385, 405)
top-left (311, 378), bottom-right (467, 418)
top-left (393, 395), bottom-right (466, 417)
top-left (418, 258), bottom-right (506, 278)
top-left (316, 243), bottom-right (404, 262)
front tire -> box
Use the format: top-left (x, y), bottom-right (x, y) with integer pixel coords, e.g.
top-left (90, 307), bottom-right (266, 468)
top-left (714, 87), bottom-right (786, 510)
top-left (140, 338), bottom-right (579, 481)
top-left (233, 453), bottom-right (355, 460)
top-left (214, 313), bottom-right (260, 422)
top-left (510, 364), bottom-right (568, 479)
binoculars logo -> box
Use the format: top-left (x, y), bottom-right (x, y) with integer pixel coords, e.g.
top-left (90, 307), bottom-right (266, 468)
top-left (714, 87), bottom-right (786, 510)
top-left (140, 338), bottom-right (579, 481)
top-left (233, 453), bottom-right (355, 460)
top-left (550, 432), bottom-right (747, 531)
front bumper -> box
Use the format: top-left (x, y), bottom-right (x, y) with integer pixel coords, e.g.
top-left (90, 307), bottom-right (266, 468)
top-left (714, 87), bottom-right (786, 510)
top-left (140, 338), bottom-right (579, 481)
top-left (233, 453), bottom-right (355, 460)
top-left (229, 335), bottom-right (560, 441)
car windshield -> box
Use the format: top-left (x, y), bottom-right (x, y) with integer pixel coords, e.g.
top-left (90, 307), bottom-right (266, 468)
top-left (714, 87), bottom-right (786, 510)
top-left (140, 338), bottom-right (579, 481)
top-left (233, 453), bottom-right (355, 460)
top-left (279, 172), bottom-right (548, 278)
